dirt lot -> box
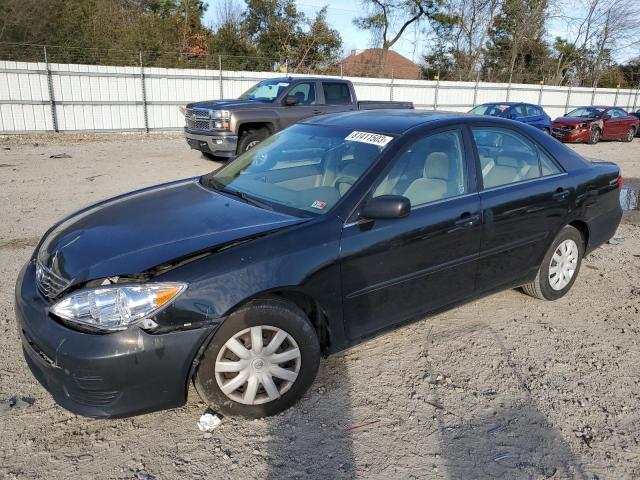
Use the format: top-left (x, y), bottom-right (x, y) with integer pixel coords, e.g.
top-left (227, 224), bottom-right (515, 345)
top-left (0, 134), bottom-right (639, 479)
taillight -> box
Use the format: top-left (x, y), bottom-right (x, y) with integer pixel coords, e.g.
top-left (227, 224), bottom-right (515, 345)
top-left (618, 175), bottom-right (623, 191)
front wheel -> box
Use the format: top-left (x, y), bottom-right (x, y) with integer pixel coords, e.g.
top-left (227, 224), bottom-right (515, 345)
top-left (194, 299), bottom-right (320, 418)
top-left (237, 128), bottom-right (269, 154)
top-left (522, 225), bottom-right (584, 301)
top-left (623, 127), bottom-right (635, 142)
top-left (588, 127), bottom-right (600, 144)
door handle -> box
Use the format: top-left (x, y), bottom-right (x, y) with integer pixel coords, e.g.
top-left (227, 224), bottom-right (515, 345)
top-left (552, 188), bottom-right (570, 201)
top-left (454, 213), bottom-right (480, 228)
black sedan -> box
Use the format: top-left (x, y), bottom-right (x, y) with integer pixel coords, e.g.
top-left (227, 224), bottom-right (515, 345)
top-left (15, 110), bottom-right (622, 418)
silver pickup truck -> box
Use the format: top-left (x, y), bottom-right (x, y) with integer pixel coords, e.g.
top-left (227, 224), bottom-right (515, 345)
top-left (184, 77), bottom-right (413, 160)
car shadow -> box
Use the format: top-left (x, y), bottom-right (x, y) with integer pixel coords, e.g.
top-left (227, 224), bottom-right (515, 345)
top-left (432, 328), bottom-right (590, 479)
top-left (264, 353), bottom-right (355, 479)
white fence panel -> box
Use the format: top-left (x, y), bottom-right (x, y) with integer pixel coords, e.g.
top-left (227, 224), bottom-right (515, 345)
top-left (1, 60), bottom-right (639, 133)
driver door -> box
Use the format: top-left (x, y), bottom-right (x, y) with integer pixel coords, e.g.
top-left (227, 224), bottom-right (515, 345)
top-left (278, 81), bottom-right (320, 129)
top-left (339, 128), bottom-right (482, 340)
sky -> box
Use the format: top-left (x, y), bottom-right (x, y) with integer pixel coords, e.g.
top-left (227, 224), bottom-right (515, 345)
top-left (203, 0), bottom-right (638, 63)
top-left (203, 0), bottom-right (428, 63)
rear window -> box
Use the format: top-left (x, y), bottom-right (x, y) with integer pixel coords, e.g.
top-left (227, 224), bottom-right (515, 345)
top-left (322, 82), bottom-right (351, 105)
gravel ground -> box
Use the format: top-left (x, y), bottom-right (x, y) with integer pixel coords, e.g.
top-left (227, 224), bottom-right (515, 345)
top-left (0, 134), bottom-right (639, 479)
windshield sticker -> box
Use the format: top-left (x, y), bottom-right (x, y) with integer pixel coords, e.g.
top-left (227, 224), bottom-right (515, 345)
top-left (277, 82), bottom-right (290, 87)
top-left (345, 131), bottom-right (393, 147)
top-left (311, 200), bottom-right (327, 210)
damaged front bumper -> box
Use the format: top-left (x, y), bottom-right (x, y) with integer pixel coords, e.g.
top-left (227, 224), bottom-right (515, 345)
top-left (15, 260), bottom-right (216, 418)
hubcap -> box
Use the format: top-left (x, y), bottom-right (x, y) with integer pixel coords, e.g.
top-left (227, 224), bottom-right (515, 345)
top-left (214, 326), bottom-right (301, 405)
top-left (245, 140), bottom-right (261, 151)
top-left (548, 239), bottom-right (579, 290)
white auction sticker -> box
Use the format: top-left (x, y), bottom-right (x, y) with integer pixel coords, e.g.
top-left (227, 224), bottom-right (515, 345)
top-left (345, 131), bottom-right (393, 147)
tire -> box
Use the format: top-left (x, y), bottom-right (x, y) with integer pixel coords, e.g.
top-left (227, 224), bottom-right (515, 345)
top-left (202, 152), bottom-right (223, 161)
top-left (522, 225), bottom-right (584, 301)
top-left (587, 127), bottom-right (600, 145)
top-left (194, 299), bottom-right (320, 418)
top-left (237, 128), bottom-right (269, 154)
top-left (623, 127), bottom-right (635, 142)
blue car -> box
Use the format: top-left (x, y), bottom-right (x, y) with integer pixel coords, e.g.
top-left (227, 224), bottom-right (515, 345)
top-left (469, 102), bottom-right (552, 133)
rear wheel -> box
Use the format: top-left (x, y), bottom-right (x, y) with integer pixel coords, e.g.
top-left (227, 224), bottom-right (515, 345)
top-left (588, 127), bottom-right (600, 144)
top-left (522, 225), bottom-right (584, 301)
top-left (194, 299), bottom-right (320, 418)
top-left (624, 127), bottom-right (635, 142)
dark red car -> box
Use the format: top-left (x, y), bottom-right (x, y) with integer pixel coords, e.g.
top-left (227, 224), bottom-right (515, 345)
top-left (552, 106), bottom-right (638, 144)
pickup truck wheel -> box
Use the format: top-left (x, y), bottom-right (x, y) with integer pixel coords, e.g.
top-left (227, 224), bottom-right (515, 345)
top-left (237, 129), bottom-right (269, 154)
top-left (194, 299), bottom-right (320, 418)
top-left (623, 127), bottom-right (635, 142)
top-left (587, 127), bottom-right (600, 144)
top-left (522, 225), bottom-right (584, 301)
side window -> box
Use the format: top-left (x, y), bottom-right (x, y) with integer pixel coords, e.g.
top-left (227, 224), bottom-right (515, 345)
top-left (322, 82), bottom-right (351, 105)
top-left (526, 105), bottom-right (540, 116)
top-left (472, 128), bottom-right (540, 189)
top-left (511, 105), bottom-right (526, 117)
top-left (615, 108), bottom-right (628, 117)
top-left (540, 150), bottom-right (562, 176)
top-left (373, 130), bottom-right (467, 207)
top-left (287, 83), bottom-right (316, 105)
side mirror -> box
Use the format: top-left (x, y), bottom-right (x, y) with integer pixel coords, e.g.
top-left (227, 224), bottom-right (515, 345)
top-left (603, 114), bottom-right (611, 120)
top-left (284, 95), bottom-right (300, 106)
top-left (361, 195), bottom-right (411, 220)
top-left (509, 113), bottom-right (519, 120)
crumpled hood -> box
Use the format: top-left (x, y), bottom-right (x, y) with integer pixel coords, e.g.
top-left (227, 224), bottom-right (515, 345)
top-left (37, 179), bottom-right (305, 285)
top-left (186, 99), bottom-right (269, 110)
top-left (553, 117), bottom-right (594, 126)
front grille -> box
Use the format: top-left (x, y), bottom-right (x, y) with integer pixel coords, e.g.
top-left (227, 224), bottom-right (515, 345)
top-left (185, 108), bottom-right (212, 131)
top-left (552, 127), bottom-right (572, 135)
top-left (36, 262), bottom-right (71, 300)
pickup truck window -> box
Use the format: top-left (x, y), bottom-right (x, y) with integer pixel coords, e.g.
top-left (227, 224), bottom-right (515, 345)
top-left (239, 79), bottom-right (290, 102)
top-left (209, 124), bottom-right (392, 215)
top-left (322, 82), bottom-right (351, 105)
top-left (288, 82), bottom-right (316, 105)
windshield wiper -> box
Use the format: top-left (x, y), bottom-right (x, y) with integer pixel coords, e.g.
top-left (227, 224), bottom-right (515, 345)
top-left (215, 184), bottom-right (274, 211)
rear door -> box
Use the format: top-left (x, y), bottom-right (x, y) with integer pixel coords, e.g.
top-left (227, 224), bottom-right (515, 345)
top-left (524, 104), bottom-right (545, 129)
top-left (319, 81), bottom-right (357, 115)
top-left (339, 127), bottom-right (482, 340)
top-left (472, 125), bottom-right (571, 292)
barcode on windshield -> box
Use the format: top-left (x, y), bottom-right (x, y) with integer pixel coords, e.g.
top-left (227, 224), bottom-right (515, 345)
top-left (345, 131), bottom-right (393, 147)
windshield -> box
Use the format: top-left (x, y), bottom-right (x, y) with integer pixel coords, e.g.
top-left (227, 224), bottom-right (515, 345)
top-left (566, 107), bottom-right (604, 118)
top-left (204, 124), bottom-right (394, 215)
top-left (469, 104), bottom-right (510, 116)
top-left (239, 79), bottom-right (290, 102)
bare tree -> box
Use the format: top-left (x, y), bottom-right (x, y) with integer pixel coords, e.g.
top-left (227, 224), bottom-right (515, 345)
top-left (354, 0), bottom-right (436, 75)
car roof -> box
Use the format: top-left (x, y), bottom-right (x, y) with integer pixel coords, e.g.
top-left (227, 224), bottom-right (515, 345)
top-left (302, 109), bottom-right (470, 135)
top-left (261, 76), bottom-right (347, 83)
top-left (479, 101), bottom-right (519, 106)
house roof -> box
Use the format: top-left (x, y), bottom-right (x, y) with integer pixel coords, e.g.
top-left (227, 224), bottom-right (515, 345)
top-left (341, 48), bottom-right (421, 80)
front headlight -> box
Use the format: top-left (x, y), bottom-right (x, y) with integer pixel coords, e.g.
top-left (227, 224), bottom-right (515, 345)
top-left (212, 110), bottom-right (230, 129)
top-left (51, 282), bottom-right (187, 331)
